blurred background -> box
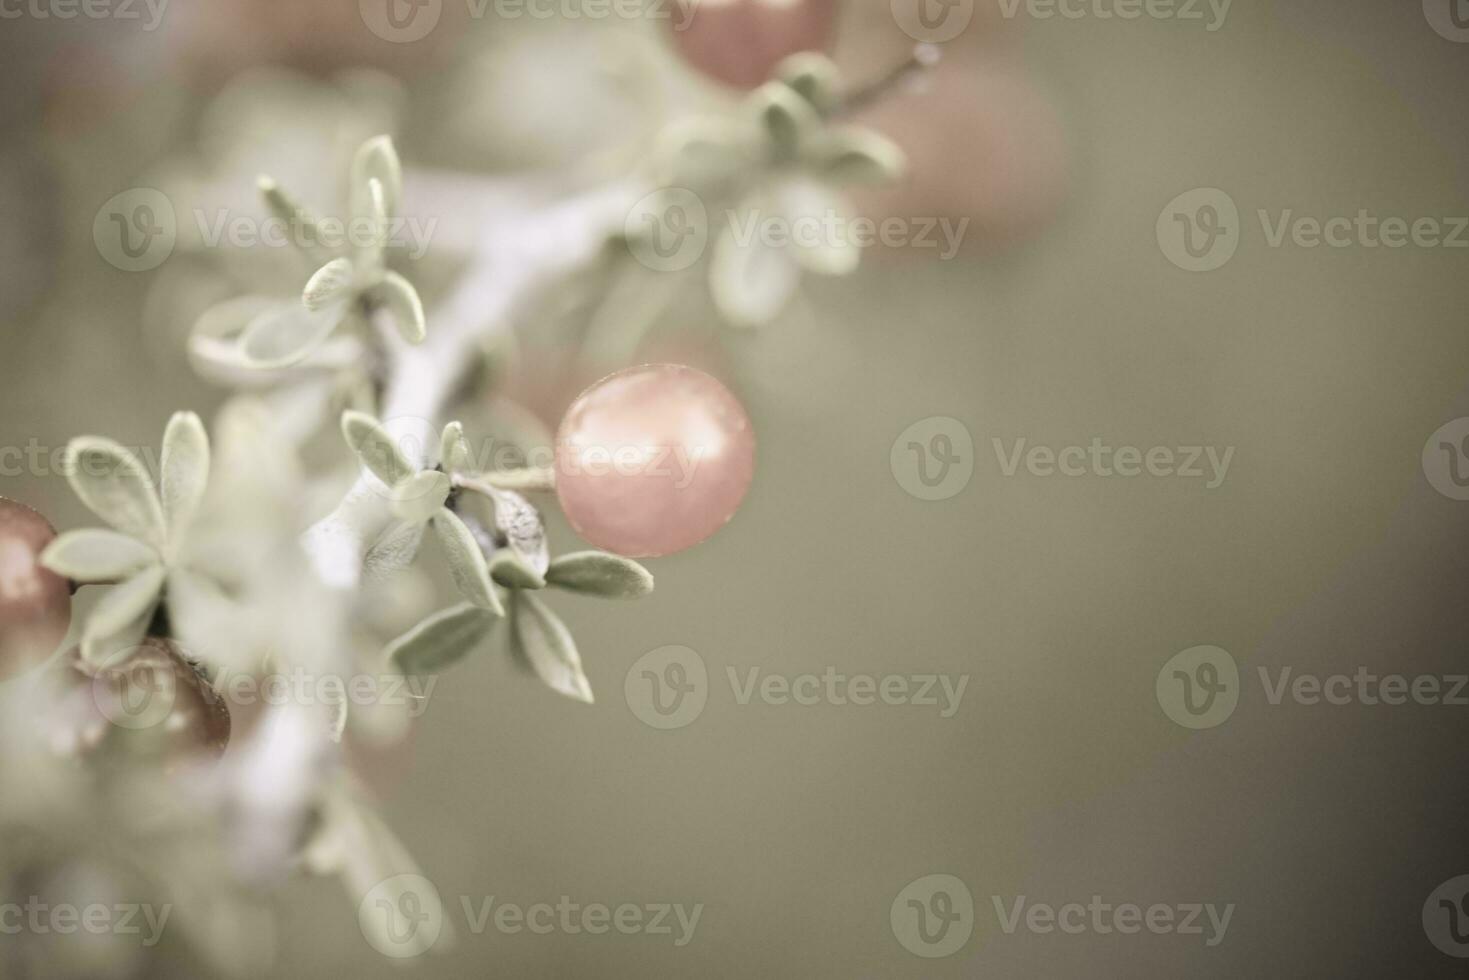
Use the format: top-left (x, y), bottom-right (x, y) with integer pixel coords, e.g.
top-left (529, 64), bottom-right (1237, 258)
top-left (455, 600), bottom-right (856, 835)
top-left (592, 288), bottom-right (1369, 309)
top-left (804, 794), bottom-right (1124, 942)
top-left (3, 0), bottom-right (1469, 976)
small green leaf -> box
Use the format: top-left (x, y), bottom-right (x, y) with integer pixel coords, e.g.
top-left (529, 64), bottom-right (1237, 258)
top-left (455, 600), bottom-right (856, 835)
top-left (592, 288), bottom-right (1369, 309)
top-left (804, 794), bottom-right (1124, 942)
top-left (432, 508), bottom-right (504, 615)
top-left (385, 602), bottom-right (497, 676)
top-left (80, 565), bottom-right (165, 666)
top-left (489, 549), bottom-right (545, 590)
top-left (389, 470), bottom-right (451, 523)
top-left (64, 437), bottom-right (166, 548)
top-left (239, 303), bottom-right (344, 368)
top-left (159, 411), bottom-right (211, 546)
top-left (489, 487), bottom-right (549, 577)
top-left (546, 551), bottom-right (654, 599)
top-left (777, 52), bottom-right (839, 112)
top-left (808, 127), bottom-right (906, 185)
top-left (751, 81), bottom-right (820, 163)
top-left (509, 592), bottom-right (592, 703)
top-left (357, 178), bottom-right (390, 273)
top-left (369, 271), bottom-right (426, 345)
top-left (303, 257), bottom-right (357, 312)
top-left (41, 529), bottom-right (159, 583)
top-left (341, 411), bottom-right (416, 488)
top-left (257, 175), bottom-right (324, 254)
top-left (351, 135), bottom-right (402, 221)
top-left (438, 421), bottom-right (470, 474)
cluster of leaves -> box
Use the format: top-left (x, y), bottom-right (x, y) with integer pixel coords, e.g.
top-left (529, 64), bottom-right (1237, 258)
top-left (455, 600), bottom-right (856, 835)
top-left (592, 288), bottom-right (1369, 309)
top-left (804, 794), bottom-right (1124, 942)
top-left (653, 53), bottom-right (906, 327)
top-left (190, 136), bottom-right (426, 382)
top-left (39, 413), bottom-right (213, 665)
top-left (340, 411), bottom-right (653, 704)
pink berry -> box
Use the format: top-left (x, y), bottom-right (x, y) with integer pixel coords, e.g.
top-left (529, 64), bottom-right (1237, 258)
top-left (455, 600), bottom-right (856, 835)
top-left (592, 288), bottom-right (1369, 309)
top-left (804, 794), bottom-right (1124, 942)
top-left (43, 641), bottom-right (231, 769)
top-left (555, 364), bottom-right (755, 558)
top-left (0, 497), bottom-right (72, 682)
top-left (669, 0), bottom-right (837, 90)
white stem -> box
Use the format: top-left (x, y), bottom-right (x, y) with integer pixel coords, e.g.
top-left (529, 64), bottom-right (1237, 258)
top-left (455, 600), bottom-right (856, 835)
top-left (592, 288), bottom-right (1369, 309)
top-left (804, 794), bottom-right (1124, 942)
top-left (303, 176), bottom-right (646, 588)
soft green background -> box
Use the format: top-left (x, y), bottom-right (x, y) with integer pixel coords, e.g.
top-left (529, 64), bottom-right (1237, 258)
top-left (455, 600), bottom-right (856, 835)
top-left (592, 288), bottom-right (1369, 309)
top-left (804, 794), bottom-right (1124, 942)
top-left (3, 1), bottom-right (1468, 976)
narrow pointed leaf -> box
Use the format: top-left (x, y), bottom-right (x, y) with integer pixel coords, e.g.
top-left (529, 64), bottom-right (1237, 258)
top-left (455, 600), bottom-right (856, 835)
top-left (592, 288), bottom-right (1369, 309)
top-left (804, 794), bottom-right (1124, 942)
top-left (41, 529), bottom-right (159, 583)
top-left (509, 592), bottom-right (592, 703)
top-left (80, 565), bottom-right (165, 666)
top-left (432, 508), bottom-right (503, 615)
top-left (489, 487), bottom-right (549, 576)
top-left (303, 257), bottom-right (356, 312)
top-left (710, 211), bottom-right (800, 328)
top-left (751, 81), bottom-right (820, 163)
top-left (546, 551), bottom-right (654, 599)
top-left (386, 602), bottom-right (497, 676)
top-left (64, 437), bottom-right (166, 547)
top-left (257, 175), bottom-right (324, 254)
top-left (809, 127), bottom-right (906, 185)
top-left (489, 549), bottom-right (545, 590)
top-left (780, 180), bottom-right (860, 277)
top-left (351, 135), bottom-right (402, 221)
top-left (369, 271), bottom-right (426, 345)
top-left (777, 52), bottom-right (839, 112)
top-left (341, 411), bottom-right (416, 488)
top-left (160, 411), bottom-right (211, 543)
top-left (439, 421), bottom-right (470, 474)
